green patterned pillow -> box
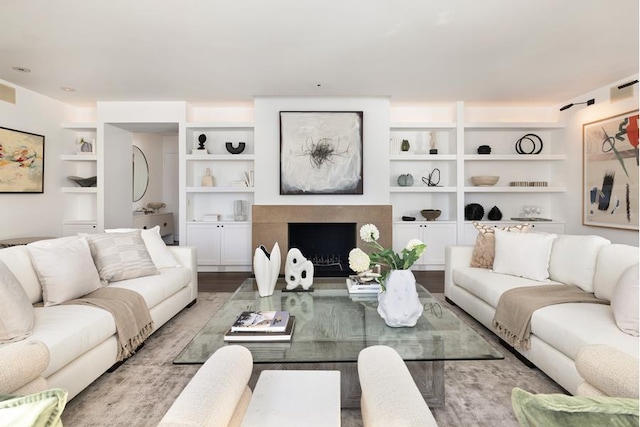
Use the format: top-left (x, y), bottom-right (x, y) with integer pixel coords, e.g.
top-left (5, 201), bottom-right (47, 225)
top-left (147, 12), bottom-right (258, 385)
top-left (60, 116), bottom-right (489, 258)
top-left (0, 388), bottom-right (67, 427)
top-left (86, 231), bottom-right (158, 285)
top-left (512, 387), bottom-right (639, 427)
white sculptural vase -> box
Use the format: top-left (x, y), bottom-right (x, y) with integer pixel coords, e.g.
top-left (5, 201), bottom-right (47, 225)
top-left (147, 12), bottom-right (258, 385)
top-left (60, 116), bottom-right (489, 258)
top-left (253, 243), bottom-right (281, 297)
top-left (377, 269), bottom-right (423, 327)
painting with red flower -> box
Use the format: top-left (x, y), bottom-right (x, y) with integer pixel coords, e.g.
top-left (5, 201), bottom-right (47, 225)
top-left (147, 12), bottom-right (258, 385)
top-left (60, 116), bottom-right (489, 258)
top-left (0, 127), bottom-right (45, 193)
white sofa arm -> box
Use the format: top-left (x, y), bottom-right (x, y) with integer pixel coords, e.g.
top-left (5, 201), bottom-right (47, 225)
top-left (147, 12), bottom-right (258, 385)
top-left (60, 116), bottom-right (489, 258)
top-left (575, 344), bottom-right (639, 398)
top-left (444, 245), bottom-right (473, 299)
top-left (169, 246), bottom-right (198, 301)
top-left (358, 345), bottom-right (437, 427)
top-left (158, 345), bottom-right (253, 427)
top-left (0, 340), bottom-right (49, 395)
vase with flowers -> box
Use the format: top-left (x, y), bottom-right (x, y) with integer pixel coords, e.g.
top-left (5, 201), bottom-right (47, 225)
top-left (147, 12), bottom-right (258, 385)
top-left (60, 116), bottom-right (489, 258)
top-left (349, 224), bottom-right (426, 327)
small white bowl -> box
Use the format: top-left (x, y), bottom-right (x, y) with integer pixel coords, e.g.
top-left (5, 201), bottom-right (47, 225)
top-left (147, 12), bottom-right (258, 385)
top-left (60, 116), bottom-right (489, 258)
top-left (470, 176), bottom-right (499, 186)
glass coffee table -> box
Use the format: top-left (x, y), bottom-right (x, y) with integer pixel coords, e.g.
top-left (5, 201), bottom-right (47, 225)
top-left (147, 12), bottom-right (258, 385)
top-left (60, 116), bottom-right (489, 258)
top-left (175, 277), bottom-right (503, 407)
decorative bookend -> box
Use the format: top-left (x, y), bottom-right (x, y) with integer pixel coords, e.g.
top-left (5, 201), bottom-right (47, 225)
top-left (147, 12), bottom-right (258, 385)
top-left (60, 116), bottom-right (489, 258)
top-left (285, 248), bottom-right (314, 290)
top-left (253, 243), bottom-right (281, 297)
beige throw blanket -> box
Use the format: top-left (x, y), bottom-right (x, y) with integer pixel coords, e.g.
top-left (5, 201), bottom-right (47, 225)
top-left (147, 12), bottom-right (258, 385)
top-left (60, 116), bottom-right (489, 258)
top-left (493, 285), bottom-right (607, 351)
top-left (64, 287), bottom-right (154, 362)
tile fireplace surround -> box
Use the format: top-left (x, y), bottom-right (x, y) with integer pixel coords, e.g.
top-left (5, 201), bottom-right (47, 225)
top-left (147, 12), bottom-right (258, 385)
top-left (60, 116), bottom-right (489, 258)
top-left (252, 205), bottom-right (392, 271)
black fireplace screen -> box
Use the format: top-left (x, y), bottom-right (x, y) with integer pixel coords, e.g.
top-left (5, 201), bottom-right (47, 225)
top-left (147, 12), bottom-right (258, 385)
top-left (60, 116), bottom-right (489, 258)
top-left (288, 222), bottom-right (356, 277)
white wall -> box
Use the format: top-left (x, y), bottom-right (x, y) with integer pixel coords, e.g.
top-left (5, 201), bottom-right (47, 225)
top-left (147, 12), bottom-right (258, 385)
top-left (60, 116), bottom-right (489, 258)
top-left (0, 79), bottom-right (75, 239)
top-left (558, 75), bottom-right (639, 246)
top-left (254, 97), bottom-right (390, 206)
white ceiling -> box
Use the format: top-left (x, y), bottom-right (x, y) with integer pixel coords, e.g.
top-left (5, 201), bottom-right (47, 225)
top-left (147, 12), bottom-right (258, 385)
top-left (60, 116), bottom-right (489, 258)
top-left (0, 0), bottom-right (638, 107)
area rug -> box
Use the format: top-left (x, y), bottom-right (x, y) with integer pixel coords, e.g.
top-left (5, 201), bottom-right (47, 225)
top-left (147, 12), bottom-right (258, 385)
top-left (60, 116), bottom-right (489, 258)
top-left (61, 292), bottom-right (564, 426)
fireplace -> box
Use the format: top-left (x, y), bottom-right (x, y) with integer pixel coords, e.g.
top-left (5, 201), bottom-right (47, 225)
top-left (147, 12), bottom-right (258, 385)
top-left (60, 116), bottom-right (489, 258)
top-left (252, 205), bottom-right (392, 277)
top-left (288, 222), bottom-right (356, 277)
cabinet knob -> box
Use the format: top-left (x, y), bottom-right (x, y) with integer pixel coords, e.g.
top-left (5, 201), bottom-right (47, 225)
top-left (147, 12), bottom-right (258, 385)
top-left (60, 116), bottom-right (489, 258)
top-left (143, 226), bottom-right (147, 229)
top-left (163, 222), bottom-right (167, 227)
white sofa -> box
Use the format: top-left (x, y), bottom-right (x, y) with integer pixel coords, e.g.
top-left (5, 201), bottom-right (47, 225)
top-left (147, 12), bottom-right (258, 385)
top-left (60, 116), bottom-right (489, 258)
top-left (445, 233), bottom-right (639, 397)
top-left (0, 232), bottom-right (197, 400)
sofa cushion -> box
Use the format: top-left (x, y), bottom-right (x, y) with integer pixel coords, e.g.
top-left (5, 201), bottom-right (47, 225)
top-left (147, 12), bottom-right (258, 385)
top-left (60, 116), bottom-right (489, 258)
top-left (108, 267), bottom-right (191, 310)
top-left (470, 222), bottom-right (529, 269)
top-left (453, 267), bottom-right (562, 308)
top-left (0, 388), bottom-right (68, 427)
top-left (511, 387), bottom-right (639, 427)
top-left (594, 244), bottom-right (640, 302)
top-left (27, 237), bottom-right (102, 307)
top-left (0, 260), bottom-right (35, 343)
top-left (85, 231), bottom-right (158, 285)
top-left (493, 229), bottom-right (557, 281)
top-left (530, 303), bottom-right (639, 362)
top-left (0, 246), bottom-right (42, 304)
top-left (611, 264), bottom-right (639, 337)
top-left (105, 226), bottom-right (180, 269)
top-left (30, 305), bottom-right (116, 377)
top-left (548, 235), bottom-right (610, 293)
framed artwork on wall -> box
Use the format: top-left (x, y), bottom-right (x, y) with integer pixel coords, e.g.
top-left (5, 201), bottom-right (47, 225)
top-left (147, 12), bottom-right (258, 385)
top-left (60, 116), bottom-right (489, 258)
top-left (280, 111), bottom-right (363, 195)
top-left (0, 126), bottom-right (45, 193)
top-left (583, 110), bottom-right (639, 230)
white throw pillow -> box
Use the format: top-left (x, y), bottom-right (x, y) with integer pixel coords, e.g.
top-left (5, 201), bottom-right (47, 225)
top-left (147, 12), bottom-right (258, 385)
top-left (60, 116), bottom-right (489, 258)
top-left (548, 235), bottom-right (610, 293)
top-left (105, 226), bottom-right (180, 268)
top-left (27, 237), bottom-right (102, 307)
top-left (0, 259), bottom-right (35, 342)
top-left (611, 263), bottom-right (639, 337)
top-left (85, 231), bottom-right (158, 285)
top-left (493, 229), bottom-right (557, 281)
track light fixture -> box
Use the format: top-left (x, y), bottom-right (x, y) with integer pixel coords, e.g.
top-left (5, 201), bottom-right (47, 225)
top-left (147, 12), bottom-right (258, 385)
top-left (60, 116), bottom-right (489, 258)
top-left (559, 98), bottom-right (595, 111)
top-left (618, 80), bottom-right (639, 90)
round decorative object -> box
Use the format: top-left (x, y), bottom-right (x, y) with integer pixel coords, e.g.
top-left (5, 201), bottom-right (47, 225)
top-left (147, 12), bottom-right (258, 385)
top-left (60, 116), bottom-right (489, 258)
top-left (397, 174), bottom-right (414, 186)
top-left (377, 270), bottom-right (423, 327)
top-left (80, 140), bottom-right (92, 153)
top-left (477, 145), bottom-right (492, 154)
top-left (197, 134), bottom-right (207, 150)
top-left (400, 139), bottom-right (410, 151)
top-left (401, 216), bottom-right (416, 221)
top-left (420, 209), bottom-right (441, 221)
top-left (464, 203), bottom-right (485, 220)
top-left (225, 142), bottom-right (246, 155)
top-left (515, 134), bottom-right (543, 155)
top-left (488, 206), bottom-right (503, 221)
top-left (470, 175), bottom-right (499, 186)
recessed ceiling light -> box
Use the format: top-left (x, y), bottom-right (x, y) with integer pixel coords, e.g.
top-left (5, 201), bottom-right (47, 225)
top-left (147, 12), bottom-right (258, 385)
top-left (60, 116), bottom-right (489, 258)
top-left (60, 86), bottom-right (76, 92)
top-left (12, 66), bottom-right (31, 73)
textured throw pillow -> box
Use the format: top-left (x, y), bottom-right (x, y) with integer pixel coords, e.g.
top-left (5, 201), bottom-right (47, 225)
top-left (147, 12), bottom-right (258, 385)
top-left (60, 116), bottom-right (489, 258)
top-left (105, 226), bottom-right (180, 268)
top-left (611, 264), bottom-right (639, 337)
top-left (470, 222), bottom-right (530, 269)
top-left (493, 229), bottom-right (557, 281)
top-left (0, 260), bottom-right (35, 343)
top-left (0, 388), bottom-right (68, 427)
top-left (85, 231), bottom-right (158, 285)
top-left (27, 237), bottom-right (102, 307)
top-left (511, 387), bottom-right (639, 427)
top-left (548, 235), bottom-right (610, 293)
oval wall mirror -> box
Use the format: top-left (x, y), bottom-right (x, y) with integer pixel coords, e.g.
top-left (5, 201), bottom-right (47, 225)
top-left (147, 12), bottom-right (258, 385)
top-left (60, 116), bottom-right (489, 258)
top-left (132, 145), bottom-right (149, 202)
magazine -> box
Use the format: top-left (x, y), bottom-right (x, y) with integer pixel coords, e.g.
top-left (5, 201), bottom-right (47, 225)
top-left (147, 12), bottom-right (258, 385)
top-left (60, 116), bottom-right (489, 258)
top-left (230, 310), bottom-right (290, 332)
top-left (224, 316), bottom-right (296, 342)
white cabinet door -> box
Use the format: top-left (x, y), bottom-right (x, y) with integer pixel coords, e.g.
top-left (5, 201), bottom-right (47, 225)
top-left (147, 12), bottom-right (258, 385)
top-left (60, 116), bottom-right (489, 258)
top-left (220, 223), bottom-right (252, 265)
top-left (393, 222), bottom-right (456, 267)
top-left (186, 223), bottom-right (221, 265)
top-left (393, 223), bottom-right (424, 264)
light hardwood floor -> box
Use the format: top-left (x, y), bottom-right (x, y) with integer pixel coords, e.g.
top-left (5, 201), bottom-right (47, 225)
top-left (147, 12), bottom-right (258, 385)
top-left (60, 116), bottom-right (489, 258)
top-left (198, 271), bottom-right (444, 293)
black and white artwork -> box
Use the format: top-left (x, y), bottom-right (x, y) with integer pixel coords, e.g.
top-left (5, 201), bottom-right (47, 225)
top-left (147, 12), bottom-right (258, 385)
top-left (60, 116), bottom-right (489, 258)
top-left (280, 111), bottom-right (363, 195)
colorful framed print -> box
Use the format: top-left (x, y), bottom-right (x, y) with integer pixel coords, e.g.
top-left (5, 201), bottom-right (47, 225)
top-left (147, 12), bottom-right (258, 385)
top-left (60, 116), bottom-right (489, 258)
top-left (0, 127), bottom-right (45, 193)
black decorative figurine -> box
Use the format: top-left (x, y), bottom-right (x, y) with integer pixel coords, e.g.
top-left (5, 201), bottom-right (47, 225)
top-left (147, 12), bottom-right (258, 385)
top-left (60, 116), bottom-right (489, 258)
top-left (197, 134), bottom-right (207, 150)
top-left (488, 206), bottom-right (503, 221)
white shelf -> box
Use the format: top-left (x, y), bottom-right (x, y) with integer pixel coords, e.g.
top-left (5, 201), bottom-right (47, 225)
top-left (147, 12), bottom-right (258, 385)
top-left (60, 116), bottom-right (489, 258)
top-left (463, 122), bottom-right (565, 129)
top-left (186, 154), bottom-right (255, 161)
top-left (390, 186), bottom-right (457, 193)
top-left (60, 154), bottom-right (97, 161)
top-left (61, 122), bottom-right (97, 130)
top-left (186, 122), bottom-right (254, 129)
top-left (186, 186), bottom-right (254, 193)
top-left (390, 154), bottom-right (456, 161)
top-left (61, 187), bottom-right (98, 193)
top-left (463, 154), bottom-right (566, 161)
top-left (463, 186), bottom-right (565, 193)
top-left (390, 122), bottom-right (456, 129)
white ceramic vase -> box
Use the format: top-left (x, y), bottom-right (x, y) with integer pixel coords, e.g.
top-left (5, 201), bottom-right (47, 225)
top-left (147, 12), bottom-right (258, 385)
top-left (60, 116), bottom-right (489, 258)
top-left (284, 248), bottom-right (314, 290)
top-left (377, 269), bottom-right (423, 327)
top-left (253, 243), bottom-right (281, 297)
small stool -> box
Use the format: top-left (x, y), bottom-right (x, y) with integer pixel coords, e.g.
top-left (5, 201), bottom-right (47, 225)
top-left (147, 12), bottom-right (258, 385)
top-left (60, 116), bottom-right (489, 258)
top-left (241, 370), bottom-right (340, 427)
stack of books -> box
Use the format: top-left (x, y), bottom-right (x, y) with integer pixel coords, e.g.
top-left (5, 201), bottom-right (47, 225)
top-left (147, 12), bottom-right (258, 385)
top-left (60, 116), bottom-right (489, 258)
top-left (346, 275), bottom-right (381, 294)
top-left (223, 310), bottom-right (296, 342)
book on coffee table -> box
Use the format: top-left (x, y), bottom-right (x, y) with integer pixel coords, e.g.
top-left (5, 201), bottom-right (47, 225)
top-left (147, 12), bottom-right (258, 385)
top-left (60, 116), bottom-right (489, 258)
top-left (346, 276), bottom-right (381, 294)
top-left (230, 310), bottom-right (290, 332)
top-left (224, 316), bottom-right (296, 342)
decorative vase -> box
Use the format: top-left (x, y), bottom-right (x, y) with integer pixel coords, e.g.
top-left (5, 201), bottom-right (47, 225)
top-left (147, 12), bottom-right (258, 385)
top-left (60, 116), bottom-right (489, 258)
top-left (253, 243), bottom-right (281, 297)
top-left (377, 270), bottom-right (423, 327)
top-left (488, 206), bottom-right (503, 220)
top-left (400, 139), bottom-right (410, 152)
top-left (80, 139), bottom-right (92, 153)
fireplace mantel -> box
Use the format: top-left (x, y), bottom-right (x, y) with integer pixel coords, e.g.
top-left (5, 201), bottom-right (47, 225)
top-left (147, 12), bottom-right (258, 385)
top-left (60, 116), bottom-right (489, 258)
top-left (252, 205), bottom-right (392, 271)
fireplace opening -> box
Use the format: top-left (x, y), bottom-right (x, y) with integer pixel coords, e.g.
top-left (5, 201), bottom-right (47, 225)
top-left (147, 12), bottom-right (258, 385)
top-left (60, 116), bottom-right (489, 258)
top-left (288, 222), bottom-right (356, 277)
